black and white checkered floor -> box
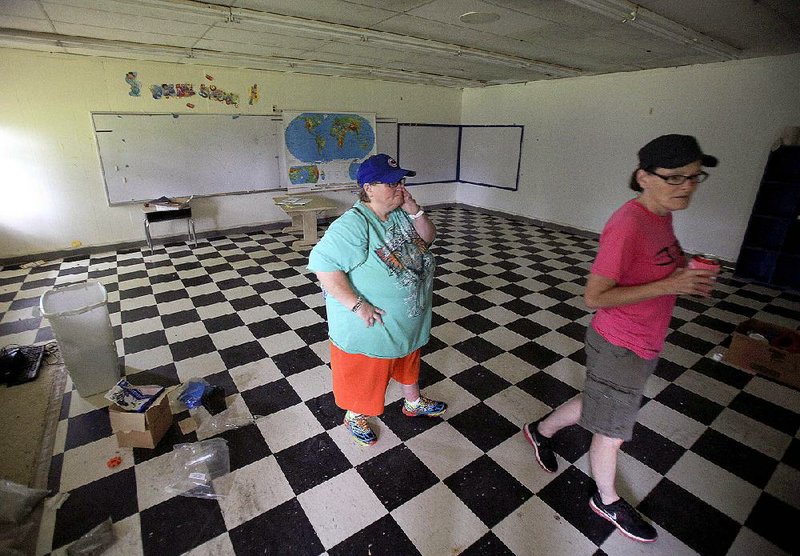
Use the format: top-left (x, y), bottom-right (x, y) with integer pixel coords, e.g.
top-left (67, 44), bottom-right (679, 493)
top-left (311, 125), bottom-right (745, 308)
top-left (1, 207), bottom-right (799, 556)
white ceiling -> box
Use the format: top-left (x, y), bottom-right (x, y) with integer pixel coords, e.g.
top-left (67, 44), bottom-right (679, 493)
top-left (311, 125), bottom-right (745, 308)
top-left (1, 0), bottom-right (799, 87)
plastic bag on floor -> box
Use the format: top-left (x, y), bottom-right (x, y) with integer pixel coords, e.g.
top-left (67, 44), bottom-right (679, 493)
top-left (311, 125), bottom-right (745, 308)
top-left (66, 518), bottom-right (115, 556)
top-left (0, 480), bottom-right (49, 524)
top-left (165, 438), bottom-right (230, 500)
top-left (190, 394), bottom-right (255, 439)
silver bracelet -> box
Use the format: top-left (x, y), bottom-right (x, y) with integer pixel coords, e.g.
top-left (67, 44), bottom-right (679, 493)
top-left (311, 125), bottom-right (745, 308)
top-left (351, 296), bottom-right (363, 312)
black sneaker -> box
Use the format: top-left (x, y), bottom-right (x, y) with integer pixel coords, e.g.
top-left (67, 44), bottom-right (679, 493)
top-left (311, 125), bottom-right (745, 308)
top-left (523, 420), bottom-right (558, 473)
top-left (589, 492), bottom-right (658, 543)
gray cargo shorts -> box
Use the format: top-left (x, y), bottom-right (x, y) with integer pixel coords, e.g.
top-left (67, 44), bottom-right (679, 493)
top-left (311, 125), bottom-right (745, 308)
top-left (578, 326), bottom-right (659, 441)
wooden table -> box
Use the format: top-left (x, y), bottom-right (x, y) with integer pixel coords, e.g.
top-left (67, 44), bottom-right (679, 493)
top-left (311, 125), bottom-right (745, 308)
top-left (142, 205), bottom-right (197, 254)
top-left (273, 195), bottom-right (337, 249)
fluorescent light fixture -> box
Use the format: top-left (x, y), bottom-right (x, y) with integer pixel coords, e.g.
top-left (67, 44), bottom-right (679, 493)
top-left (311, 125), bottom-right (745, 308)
top-left (0, 28), bottom-right (485, 88)
top-left (563, 0), bottom-right (740, 59)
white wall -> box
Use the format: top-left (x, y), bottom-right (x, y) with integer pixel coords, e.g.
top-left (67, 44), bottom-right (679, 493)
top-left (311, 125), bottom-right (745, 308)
top-left (3, 49), bottom-right (799, 262)
top-left (0, 48), bottom-right (461, 259)
top-left (459, 54), bottom-right (800, 261)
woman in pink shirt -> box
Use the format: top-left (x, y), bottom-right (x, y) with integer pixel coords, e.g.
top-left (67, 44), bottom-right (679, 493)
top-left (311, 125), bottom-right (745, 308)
top-left (523, 135), bottom-right (719, 543)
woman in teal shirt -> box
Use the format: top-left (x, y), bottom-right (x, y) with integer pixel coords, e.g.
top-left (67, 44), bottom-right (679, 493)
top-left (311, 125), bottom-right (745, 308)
top-left (308, 154), bottom-right (447, 446)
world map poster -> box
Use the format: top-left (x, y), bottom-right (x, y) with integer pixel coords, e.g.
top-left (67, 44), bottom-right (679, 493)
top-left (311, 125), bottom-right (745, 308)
top-left (282, 111), bottom-right (377, 189)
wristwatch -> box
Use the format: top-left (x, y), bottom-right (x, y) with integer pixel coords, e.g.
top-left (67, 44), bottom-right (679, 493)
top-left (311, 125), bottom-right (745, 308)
top-left (408, 209), bottom-right (425, 220)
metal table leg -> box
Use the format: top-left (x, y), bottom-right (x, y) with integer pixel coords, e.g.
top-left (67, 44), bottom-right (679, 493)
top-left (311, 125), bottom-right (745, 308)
top-left (144, 216), bottom-right (154, 254)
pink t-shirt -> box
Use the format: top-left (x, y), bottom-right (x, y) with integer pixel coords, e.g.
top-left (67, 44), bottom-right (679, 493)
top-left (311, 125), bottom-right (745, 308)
top-left (591, 199), bottom-right (685, 359)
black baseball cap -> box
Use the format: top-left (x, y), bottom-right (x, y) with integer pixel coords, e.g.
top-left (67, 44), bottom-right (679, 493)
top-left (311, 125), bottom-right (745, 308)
top-left (638, 134), bottom-right (718, 169)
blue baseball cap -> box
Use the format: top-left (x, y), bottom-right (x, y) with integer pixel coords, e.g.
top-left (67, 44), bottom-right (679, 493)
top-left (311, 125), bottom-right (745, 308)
top-left (357, 154), bottom-right (416, 186)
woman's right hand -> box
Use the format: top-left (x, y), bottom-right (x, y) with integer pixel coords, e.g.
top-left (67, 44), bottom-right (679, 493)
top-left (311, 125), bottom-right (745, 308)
top-left (357, 301), bottom-right (386, 327)
top-left (664, 267), bottom-right (718, 297)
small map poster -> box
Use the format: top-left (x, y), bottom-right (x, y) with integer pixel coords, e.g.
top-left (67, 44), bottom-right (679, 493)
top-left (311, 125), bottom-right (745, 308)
top-left (282, 111), bottom-right (377, 189)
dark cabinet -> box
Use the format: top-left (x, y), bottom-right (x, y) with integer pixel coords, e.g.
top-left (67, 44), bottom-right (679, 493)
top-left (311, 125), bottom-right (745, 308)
top-left (735, 145), bottom-right (800, 290)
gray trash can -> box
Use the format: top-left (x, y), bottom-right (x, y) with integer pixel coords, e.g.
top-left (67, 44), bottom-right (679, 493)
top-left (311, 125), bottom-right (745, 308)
top-left (40, 280), bottom-right (120, 397)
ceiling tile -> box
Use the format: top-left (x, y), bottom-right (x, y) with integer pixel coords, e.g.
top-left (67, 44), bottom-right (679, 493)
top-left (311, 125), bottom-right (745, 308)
top-left (0, 0), bottom-right (50, 19)
top-left (0, 0), bottom-right (798, 88)
top-left (42, 3), bottom-right (213, 36)
top-left (52, 22), bottom-right (199, 48)
top-left (234, 0), bottom-right (398, 27)
top-left (0, 17), bottom-right (55, 33)
top-left (202, 24), bottom-right (328, 50)
top-left (193, 38), bottom-right (308, 59)
top-left (406, 0), bottom-right (552, 36)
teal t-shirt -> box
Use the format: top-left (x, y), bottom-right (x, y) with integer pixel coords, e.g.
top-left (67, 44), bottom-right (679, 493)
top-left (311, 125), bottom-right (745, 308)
top-left (307, 201), bottom-right (436, 358)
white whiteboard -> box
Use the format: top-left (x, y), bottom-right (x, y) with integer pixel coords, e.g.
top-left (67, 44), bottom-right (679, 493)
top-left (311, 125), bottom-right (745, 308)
top-left (398, 124), bottom-right (460, 184)
top-left (459, 126), bottom-right (523, 190)
top-left (376, 120), bottom-right (398, 159)
top-left (93, 114), bottom-right (520, 204)
top-left (93, 113), bottom-right (283, 204)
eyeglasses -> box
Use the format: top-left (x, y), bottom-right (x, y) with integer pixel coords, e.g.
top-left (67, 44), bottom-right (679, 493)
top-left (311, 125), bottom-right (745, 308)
top-left (376, 179), bottom-right (405, 189)
top-left (647, 170), bottom-right (709, 185)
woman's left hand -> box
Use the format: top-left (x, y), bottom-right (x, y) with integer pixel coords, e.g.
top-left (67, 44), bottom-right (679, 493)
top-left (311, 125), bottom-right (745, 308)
top-left (398, 183), bottom-right (436, 244)
top-left (357, 301), bottom-right (386, 327)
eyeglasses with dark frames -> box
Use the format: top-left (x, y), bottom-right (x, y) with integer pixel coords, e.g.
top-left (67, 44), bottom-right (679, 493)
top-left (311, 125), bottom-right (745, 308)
top-left (378, 179), bottom-right (405, 189)
top-left (647, 170), bottom-right (709, 186)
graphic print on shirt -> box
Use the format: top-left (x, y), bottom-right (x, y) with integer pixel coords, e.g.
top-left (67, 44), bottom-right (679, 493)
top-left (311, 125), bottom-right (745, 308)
top-left (374, 221), bottom-right (434, 318)
top-left (654, 240), bottom-right (684, 267)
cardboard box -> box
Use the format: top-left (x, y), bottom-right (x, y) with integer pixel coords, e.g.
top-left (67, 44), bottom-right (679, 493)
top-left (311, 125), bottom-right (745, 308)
top-left (725, 319), bottom-right (800, 389)
top-left (108, 391), bottom-right (173, 448)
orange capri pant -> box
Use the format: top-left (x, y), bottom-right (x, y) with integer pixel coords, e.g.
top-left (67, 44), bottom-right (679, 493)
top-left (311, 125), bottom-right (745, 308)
top-left (330, 342), bottom-right (420, 416)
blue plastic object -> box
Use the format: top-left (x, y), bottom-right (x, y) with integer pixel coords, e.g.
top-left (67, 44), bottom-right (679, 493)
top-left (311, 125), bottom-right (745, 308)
top-left (178, 380), bottom-right (208, 409)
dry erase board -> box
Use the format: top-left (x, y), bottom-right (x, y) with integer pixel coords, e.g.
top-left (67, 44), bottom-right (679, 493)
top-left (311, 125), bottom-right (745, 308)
top-left (459, 125), bottom-right (523, 190)
top-left (377, 120), bottom-right (398, 159)
top-left (397, 123), bottom-right (523, 189)
top-left (93, 113), bottom-right (283, 204)
top-left (93, 113), bottom-right (401, 204)
top-left (398, 124), bottom-right (460, 184)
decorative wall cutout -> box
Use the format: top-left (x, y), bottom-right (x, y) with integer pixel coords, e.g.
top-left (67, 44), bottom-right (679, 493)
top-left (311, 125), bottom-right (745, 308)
top-left (125, 72), bottom-right (141, 97)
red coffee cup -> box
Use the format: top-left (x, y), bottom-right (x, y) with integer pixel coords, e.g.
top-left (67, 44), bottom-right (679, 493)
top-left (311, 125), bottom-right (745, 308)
top-left (688, 254), bottom-right (720, 296)
top-left (688, 254), bottom-right (721, 273)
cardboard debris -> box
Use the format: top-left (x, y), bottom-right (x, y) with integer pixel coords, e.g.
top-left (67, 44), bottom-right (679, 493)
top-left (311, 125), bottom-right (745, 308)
top-left (724, 319), bottom-right (800, 389)
top-left (178, 417), bottom-right (198, 435)
top-left (108, 391), bottom-right (172, 448)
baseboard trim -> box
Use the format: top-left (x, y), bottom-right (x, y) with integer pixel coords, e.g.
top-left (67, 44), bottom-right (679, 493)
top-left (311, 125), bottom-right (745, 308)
top-left (0, 221), bottom-right (291, 267)
top-left (2, 203), bottom-right (596, 267)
